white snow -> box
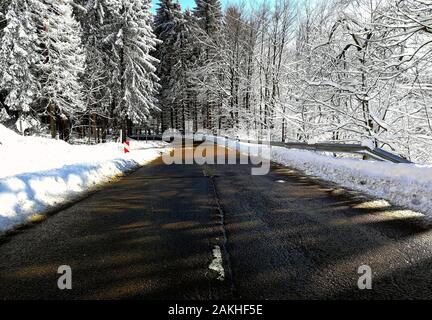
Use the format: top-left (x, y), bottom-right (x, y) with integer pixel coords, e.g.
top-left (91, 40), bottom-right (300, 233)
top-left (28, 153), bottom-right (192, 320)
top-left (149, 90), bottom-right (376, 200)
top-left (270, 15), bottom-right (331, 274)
top-left (361, 138), bottom-right (376, 150)
top-left (0, 124), bottom-right (170, 233)
top-left (211, 136), bottom-right (432, 218)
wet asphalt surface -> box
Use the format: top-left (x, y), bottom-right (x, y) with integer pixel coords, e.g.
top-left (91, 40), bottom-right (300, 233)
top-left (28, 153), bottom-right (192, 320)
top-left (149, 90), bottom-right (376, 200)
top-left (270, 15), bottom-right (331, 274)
top-left (1, 145), bottom-right (432, 299)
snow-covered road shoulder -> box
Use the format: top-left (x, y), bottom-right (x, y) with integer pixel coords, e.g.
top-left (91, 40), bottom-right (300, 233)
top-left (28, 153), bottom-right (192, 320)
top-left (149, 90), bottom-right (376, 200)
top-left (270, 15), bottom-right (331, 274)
top-left (0, 125), bottom-right (170, 233)
top-left (270, 147), bottom-right (432, 218)
top-left (212, 136), bottom-right (432, 218)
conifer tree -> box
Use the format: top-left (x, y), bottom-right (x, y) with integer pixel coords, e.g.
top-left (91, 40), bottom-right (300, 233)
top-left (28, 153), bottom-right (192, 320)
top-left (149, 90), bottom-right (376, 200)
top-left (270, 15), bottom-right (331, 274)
top-left (37, 0), bottom-right (86, 138)
top-left (192, 0), bottom-right (225, 131)
top-left (0, 0), bottom-right (41, 117)
top-left (154, 0), bottom-right (184, 131)
top-left (102, 0), bottom-right (160, 138)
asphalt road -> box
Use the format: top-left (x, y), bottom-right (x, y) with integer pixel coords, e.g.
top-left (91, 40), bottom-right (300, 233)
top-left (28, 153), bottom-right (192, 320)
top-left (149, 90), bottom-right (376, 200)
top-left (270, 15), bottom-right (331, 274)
top-left (1, 145), bottom-right (432, 299)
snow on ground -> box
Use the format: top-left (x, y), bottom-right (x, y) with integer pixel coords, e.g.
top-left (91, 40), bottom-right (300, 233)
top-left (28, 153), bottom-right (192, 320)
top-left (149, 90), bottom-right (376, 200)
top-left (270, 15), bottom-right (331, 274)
top-left (210, 136), bottom-right (432, 218)
top-left (0, 124), bottom-right (170, 233)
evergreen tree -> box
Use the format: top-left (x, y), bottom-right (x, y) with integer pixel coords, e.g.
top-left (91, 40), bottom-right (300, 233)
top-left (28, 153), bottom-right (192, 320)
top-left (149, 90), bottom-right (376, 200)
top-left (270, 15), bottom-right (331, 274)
top-left (171, 10), bottom-right (199, 133)
top-left (75, 0), bottom-right (117, 141)
top-left (0, 0), bottom-right (41, 117)
top-left (101, 0), bottom-right (160, 137)
top-left (194, 0), bottom-right (222, 35)
top-left (0, 1), bottom-right (9, 118)
top-left (154, 0), bottom-right (184, 131)
top-left (192, 0), bottom-right (225, 131)
top-left (37, 0), bottom-right (86, 138)
top-left (0, 0), bottom-right (11, 36)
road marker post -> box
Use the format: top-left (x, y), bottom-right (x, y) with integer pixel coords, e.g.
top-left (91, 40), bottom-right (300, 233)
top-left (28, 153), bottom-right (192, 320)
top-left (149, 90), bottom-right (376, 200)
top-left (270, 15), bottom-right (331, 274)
top-left (124, 140), bottom-right (130, 154)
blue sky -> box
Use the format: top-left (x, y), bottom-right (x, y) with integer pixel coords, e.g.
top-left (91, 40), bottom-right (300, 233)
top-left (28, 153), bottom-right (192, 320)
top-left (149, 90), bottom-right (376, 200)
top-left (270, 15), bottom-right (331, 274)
top-left (151, 0), bottom-right (267, 13)
top-left (152, 0), bottom-right (195, 11)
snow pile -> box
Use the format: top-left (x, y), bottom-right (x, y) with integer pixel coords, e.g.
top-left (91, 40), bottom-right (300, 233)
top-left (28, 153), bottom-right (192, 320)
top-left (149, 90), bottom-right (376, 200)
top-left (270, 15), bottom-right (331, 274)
top-left (0, 124), bottom-right (170, 232)
top-left (211, 136), bottom-right (432, 218)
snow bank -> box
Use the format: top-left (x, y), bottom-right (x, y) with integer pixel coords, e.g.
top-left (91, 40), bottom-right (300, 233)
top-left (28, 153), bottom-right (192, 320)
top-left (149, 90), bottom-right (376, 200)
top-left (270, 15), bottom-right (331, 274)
top-left (212, 136), bottom-right (432, 218)
top-left (0, 124), bottom-right (170, 232)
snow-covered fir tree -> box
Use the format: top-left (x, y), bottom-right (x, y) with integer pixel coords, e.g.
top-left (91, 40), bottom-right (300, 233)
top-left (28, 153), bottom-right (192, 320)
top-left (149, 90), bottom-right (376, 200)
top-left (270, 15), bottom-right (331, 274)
top-left (0, 0), bottom-right (11, 36)
top-left (37, 0), bottom-right (85, 138)
top-left (0, 0), bottom-right (41, 115)
top-left (109, 0), bottom-right (160, 131)
top-left (154, 0), bottom-right (185, 131)
top-left (192, 0), bottom-right (225, 131)
top-left (194, 0), bottom-right (222, 36)
top-left (169, 10), bottom-right (198, 133)
top-left (73, 0), bottom-right (117, 142)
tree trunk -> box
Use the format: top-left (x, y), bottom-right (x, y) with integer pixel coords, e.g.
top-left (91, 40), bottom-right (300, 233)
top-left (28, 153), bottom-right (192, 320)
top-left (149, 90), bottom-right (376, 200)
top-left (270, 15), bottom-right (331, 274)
top-left (48, 102), bottom-right (56, 139)
top-left (92, 113), bottom-right (97, 143)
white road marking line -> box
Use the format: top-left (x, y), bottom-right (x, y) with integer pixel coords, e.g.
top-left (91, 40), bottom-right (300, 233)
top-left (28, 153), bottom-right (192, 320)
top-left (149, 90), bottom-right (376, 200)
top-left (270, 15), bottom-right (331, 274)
top-left (209, 245), bottom-right (225, 281)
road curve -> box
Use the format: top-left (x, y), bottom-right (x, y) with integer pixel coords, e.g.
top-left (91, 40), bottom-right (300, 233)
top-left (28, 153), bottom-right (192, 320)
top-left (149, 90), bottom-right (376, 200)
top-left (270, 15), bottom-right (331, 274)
top-left (0, 145), bottom-right (432, 299)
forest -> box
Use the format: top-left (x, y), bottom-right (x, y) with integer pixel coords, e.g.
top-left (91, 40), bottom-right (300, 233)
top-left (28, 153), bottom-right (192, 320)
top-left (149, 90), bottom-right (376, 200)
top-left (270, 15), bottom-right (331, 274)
top-left (0, 0), bottom-right (431, 163)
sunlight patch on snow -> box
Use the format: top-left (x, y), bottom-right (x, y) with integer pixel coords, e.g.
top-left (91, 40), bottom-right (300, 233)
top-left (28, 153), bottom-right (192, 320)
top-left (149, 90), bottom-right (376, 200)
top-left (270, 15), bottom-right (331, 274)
top-left (28, 214), bottom-right (46, 224)
top-left (330, 209), bottom-right (423, 227)
top-left (382, 209), bottom-right (424, 220)
top-left (352, 200), bottom-right (391, 209)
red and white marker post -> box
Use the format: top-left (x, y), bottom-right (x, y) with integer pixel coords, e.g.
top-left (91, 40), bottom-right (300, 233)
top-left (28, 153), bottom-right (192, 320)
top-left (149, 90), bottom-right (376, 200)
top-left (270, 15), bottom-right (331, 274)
top-left (124, 140), bottom-right (130, 154)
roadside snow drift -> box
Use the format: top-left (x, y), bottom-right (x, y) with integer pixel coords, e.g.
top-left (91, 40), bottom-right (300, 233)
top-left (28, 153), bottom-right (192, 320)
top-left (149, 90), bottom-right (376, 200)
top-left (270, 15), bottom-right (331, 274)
top-left (0, 125), bottom-right (169, 233)
top-left (211, 136), bottom-right (432, 218)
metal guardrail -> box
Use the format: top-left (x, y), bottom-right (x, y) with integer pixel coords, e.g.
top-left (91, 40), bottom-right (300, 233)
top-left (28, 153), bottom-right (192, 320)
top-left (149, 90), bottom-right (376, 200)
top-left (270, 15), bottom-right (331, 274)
top-left (225, 137), bottom-right (412, 164)
top-left (128, 134), bottom-right (164, 141)
top-left (129, 133), bottom-right (412, 164)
